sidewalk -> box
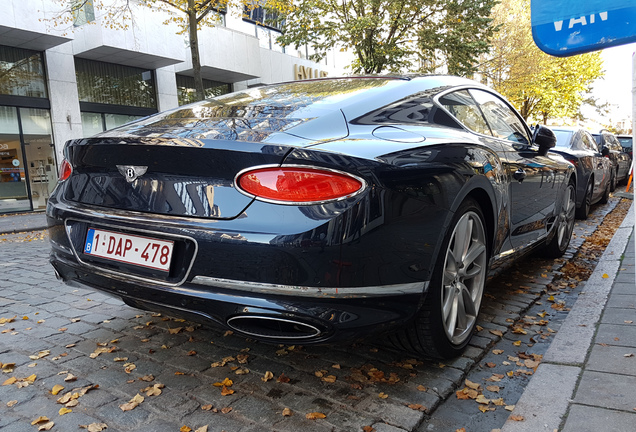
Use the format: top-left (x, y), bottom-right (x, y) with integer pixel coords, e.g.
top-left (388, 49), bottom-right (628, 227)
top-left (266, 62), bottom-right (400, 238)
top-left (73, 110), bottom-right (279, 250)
top-left (0, 211), bottom-right (48, 234)
top-left (502, 203), bottom-right (635, 431)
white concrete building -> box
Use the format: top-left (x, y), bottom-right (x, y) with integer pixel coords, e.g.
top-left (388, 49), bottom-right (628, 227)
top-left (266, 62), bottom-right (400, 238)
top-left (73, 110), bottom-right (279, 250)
top-left (0, 0), bottom-right (343, 214)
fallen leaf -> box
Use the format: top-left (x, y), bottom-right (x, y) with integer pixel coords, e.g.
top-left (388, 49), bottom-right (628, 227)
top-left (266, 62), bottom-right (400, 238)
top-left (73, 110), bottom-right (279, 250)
top-left (407, 403), bottom-right (426, 412)
top-left (492, 349), bottom-right (504, 355)
top-left (64, 373), bottom-right (77, 382)
top-left (277, 373), bottom-right (290, 383)
top-left (321, 375), bottom-right (337, 383)
top-left (31, 416), bottom-right (50, 425)
top-left (7, 400), bottom-right (17, 407)
top-left (306, 412), bottom-right (326, 420)
top-left (378, 392), bottom-right (389, 399)
top-left (29, 350), bottom-right (50, 360)
top-left (213, 378), bottom-right (233, 387)
top-left (187, 350), bottom-right (197, 356)
top-left (201, 404), bottom-right (213, 411)
top-left (3, 377), bottom-right (17, 386)
top-left (475, 395), bottom-right (490, 404)
top-left (65, 399), bottom-right (79, 408)
top-left (58, 407), bottom-right (72, 415)
top-left (139, 374), bottom-right (155, 382)
top-left (486, 385), bottom-right (500, 393)
top-left (119, 394), bottom-right (144, 411)
top-left (79, 424), bottom-right (108, 432)
top-left (25, 374), bottom-right (37, 383)
top-left (362, 427), bottom-right (375, 432)
top-left (143, 383), bottom-right (164, 397)
top-left (51, 384), bottom-right (65, 395)
top-left (510, 415), bottom-right (525, 421)
top-left (261, 371), bottom-right (274, 382)
top-left (168, 327), bottom-right (183, 334)
top-left (180, 427), bottom-right (192, 432)
top-left (417, 384), bottom-right (427, 392)
top-left (505, 405), bottom-right (515, 411)
top-left (490, 330), bottom-right (503, 337)
top-left (221, 407), bottom-right (233, 414)
top-left (221, 386), bottom-right (234, 396)
top-left (464, 379), bottom-right (480, 390)
top-left (194, 427), bottom-right (208, 432)
top-left (38, 422), bottom-right (55, 431)
top-left (282, 407), bottom-right (292, 416)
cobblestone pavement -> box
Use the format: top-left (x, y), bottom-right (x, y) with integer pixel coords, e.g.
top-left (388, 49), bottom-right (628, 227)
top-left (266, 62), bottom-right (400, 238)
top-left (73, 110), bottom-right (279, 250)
top-left (0, 197), bottom-right (623, 432)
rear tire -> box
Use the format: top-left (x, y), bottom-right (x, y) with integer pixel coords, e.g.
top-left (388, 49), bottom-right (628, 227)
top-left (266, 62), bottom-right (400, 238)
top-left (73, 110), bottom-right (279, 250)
top-left (575, 179), bottom-right (592, 220)
top-left (543, 183), bottom-right (575, 258)
top-left (389, 198), bottom-right (488, 359)
top-left (599, 178), bottom-right (610, 204)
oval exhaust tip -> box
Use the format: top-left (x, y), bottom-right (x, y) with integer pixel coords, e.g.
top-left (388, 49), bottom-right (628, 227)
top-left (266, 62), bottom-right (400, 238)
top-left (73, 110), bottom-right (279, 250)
top-left (227, 315), bottom-right (323, 340)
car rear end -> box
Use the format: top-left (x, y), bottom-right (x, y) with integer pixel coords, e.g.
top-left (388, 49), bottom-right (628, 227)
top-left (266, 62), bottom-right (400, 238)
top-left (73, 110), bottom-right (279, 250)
top-left (47, 78), bottom-right (447, 345)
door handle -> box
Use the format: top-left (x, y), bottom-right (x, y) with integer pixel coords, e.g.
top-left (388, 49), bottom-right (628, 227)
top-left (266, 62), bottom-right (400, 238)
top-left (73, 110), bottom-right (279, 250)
top-left (513, 169), bottom-right (526, 182)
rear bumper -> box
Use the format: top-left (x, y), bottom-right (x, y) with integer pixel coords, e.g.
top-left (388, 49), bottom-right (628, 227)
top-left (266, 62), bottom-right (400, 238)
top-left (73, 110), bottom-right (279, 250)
top-left (47, 199), bottom-right (429, 344)
top-left (50, 255), bottom-right (425, 344)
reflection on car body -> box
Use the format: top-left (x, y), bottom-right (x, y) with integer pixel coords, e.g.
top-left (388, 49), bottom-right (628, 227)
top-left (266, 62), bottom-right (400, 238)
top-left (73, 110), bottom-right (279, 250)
top-left (551, 126), bottom-right (612, 219)
top-left (592, 130), bottom-right (631, 191)
top-left (47, 75), bottom-right (576, 359)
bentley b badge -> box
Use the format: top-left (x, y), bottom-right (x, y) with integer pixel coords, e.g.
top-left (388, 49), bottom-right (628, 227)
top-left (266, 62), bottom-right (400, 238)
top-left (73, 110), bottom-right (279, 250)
top-left (116, 165), bottom-right (148, 183)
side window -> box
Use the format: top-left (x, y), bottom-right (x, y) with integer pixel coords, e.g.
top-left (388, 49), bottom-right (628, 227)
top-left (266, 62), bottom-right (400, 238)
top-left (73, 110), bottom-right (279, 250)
top-left (438, 90), bottom-right (492, 136)
top-left (581, 132), bottom-right (599, 152)
top-left (469, 89), bottom-right (530, 144)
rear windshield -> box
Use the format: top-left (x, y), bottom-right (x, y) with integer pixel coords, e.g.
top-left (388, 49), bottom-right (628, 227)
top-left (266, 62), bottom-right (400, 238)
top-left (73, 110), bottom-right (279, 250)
top-left (552, 130), bottom-right (573, 148)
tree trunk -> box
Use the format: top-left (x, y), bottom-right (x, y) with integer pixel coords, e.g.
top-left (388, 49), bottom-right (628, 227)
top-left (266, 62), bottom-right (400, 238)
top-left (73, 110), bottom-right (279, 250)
top-left (188, 0), bottom-right (205, 101)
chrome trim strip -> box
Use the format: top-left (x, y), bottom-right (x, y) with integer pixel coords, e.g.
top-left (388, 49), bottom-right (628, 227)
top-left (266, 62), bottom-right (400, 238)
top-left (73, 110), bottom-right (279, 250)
top-left (226, 315), bottom-right (322, 340)
top-left (192, 276), bottom-right (427, 298)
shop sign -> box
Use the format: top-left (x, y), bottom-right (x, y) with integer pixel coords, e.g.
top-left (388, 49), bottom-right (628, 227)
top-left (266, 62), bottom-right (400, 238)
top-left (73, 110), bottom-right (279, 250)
top-left (294, 65), bottom-right (328, 80)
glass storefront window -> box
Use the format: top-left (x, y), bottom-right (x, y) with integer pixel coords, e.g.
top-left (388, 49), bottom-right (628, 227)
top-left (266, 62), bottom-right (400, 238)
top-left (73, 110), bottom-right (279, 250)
top-left (176, 75), bottom-right (231, 106)
top-left (81, 112), bottom-right (104, 137)
top-left (21, 108), bottom-right (56, 211)
top-left (0, 45), bottom-right (48, 98)
top-left (0, 106), bottom-right (56, 213)
top-left (75, 58), bottom-right (156, 108)
top-left (0, 106), bottom-right (30, 213)
top-left (81, 112), bottom-right (144, 137)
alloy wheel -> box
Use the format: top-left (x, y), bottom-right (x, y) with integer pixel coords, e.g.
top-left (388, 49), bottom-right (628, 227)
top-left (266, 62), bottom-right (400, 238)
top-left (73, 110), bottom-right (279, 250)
top-left (440, 211), bottom-right (487, 345)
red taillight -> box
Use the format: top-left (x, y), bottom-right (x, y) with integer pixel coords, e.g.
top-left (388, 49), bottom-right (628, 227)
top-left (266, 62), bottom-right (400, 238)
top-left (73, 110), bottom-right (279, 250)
top-left (58, 159), bottom-right (72, 181)
top-left (237, 167), bottom-right (364, 204)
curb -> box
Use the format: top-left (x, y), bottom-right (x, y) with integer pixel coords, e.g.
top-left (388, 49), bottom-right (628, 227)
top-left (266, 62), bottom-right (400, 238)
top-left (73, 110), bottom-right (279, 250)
top-left (500, 202), bottom-right (635, 431)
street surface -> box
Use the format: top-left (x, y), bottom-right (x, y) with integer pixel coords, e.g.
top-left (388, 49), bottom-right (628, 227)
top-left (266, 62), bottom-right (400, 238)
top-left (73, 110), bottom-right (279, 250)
top-left (0, 191), bottom-right (630, 432)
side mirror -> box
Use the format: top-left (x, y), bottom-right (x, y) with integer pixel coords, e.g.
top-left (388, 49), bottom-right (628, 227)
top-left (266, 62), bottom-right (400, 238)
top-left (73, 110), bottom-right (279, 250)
top-left (531, 124), bottom-right (556, 156)
top-left (601, 146), bottom-right (610, 157)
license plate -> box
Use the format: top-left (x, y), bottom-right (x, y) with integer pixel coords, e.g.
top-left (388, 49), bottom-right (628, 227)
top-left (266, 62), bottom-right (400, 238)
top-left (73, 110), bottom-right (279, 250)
top-left (84, 228), bottom-right (174, 272)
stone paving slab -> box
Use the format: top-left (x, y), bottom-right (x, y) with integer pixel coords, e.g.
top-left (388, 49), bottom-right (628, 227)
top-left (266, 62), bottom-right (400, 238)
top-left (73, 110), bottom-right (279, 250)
top-left (586, 344), bottom-right (636, 375)
top-left (573, 370), bottom-right (636, 411)
top-left (561, 405), bottom-right (636, 432)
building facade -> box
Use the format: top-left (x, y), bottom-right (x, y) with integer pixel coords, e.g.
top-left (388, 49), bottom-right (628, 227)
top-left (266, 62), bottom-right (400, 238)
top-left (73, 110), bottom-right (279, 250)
top-left (0, 0), bottom-right (342, 214)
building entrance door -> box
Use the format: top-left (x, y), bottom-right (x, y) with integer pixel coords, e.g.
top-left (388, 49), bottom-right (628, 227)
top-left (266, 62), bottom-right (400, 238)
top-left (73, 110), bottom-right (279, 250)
top-left (0, 106), bottom-right (30, 213)
top-left (0, 106), bottom-right (56, 214)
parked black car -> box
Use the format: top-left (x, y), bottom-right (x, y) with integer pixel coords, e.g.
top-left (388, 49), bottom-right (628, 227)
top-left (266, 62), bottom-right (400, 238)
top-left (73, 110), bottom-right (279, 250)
top-left (617, 134), bottom-right (633, 159)
top-left (592, 130), bottom-right (631, 190)
top-left (47, 76), bottom-right (576, 359)
top-left (551, 126), bottom-right (612, 219)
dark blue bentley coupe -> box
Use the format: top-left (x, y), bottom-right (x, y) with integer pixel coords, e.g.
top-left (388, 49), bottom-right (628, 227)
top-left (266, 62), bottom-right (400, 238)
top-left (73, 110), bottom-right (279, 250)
top-left (47, 76), bottom-right (576, 359)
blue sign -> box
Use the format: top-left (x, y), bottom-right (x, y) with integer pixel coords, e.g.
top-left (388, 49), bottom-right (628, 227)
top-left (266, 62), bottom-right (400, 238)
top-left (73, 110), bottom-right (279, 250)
top-left (531, 0), bottom-right (636, 56)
